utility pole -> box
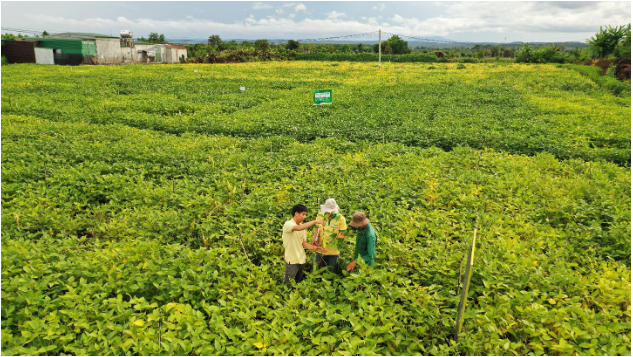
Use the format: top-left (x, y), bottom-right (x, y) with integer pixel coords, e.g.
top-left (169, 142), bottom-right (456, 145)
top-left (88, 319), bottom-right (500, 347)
top-left (378, 29), bottom-right (382, 70)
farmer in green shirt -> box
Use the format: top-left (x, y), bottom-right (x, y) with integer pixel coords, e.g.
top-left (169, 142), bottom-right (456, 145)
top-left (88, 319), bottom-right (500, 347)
top-left (346, 212), bottom-right (377, 271)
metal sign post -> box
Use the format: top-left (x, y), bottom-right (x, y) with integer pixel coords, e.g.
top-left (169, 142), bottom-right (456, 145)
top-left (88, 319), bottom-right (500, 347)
top-left (378, 29), bottom-right (382, 70)
top-left (313, 90), bottom-right (332, 105)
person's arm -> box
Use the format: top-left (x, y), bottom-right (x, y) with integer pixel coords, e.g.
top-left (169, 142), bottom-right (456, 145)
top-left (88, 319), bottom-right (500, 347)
top-left (292, 218), bottom-right (323, 231)
top-left (347, 234), bottom-right (361, 272)
top-left (302, 241), bottom-right (324, 253)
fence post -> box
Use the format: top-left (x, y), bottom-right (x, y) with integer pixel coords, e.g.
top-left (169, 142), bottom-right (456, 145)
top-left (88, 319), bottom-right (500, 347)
top-left (378, 29), bottom-right (382, 70)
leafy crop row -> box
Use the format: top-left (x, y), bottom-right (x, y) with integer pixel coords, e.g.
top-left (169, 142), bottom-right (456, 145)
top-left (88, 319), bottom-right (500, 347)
top-left (1, 62), bottom-right (629, 166)
top-left (562, 64), bottom-right (631, 97)
top-left (2, 114), bottom-right (630, 355)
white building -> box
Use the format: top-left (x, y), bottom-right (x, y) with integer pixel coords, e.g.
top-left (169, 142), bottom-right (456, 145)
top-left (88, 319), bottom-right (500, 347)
top-left (43, 32), bottom-right (187, 64)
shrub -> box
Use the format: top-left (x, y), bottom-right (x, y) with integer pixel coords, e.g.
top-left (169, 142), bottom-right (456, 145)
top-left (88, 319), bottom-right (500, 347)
top-left (615, 57), bottom-right (631, 80)
top-left (594, 58), bottom-right (612, 74)
top-left (1, 56), bottom-right (8, 66)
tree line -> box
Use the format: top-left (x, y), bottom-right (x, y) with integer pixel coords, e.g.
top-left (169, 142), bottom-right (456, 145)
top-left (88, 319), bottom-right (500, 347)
top-left (179, 25), bottom-right (629, 65)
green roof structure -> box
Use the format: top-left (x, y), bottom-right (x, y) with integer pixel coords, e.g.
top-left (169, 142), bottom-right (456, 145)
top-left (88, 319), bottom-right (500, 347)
top-left (24, 37), bottom-right (97, 56)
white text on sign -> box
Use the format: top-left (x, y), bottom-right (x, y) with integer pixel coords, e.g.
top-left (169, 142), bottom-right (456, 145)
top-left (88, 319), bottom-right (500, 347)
top-left (315, 92), bottom-right (331, 98)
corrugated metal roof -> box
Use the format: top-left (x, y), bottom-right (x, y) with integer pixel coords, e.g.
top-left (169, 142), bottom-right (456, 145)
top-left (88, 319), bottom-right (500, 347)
top-left (46, 32), bottom-right (118, 40)
top-left (135, 40), bottom-right (154, 45)
top-left (159, 44), bottom-right (186, 49)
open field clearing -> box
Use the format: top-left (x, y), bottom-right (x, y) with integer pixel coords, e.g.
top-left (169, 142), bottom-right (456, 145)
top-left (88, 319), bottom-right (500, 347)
top-left (1, 62), bottom-right (630, 165)
top-left (1, 62), bottom-right (631, 355)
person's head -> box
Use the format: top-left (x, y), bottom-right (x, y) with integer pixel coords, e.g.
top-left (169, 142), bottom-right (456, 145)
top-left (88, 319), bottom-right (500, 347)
top-left (291, 204), bottom-right (308, 223)
top-left (349, 211), bottom-right (370, 230)
top-left (320, 198), bottom-right (339, 215)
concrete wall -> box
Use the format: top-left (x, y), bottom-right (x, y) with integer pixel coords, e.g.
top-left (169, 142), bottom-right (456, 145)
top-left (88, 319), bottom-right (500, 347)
top-left (95, 38), bottom-right (122, 64)
top-left (34, 48), bottom-right (54, 64)
top-left (120, 46), bottom-right (134, 63)
top-left (135, 44), bottom-right (155, 63)
top-left (158, 47), bottom-right (188, 63)
top-left (164, 47), bottom-right (174, 64)
top-left (118, 44), bottom-right (154, 63)
top-left (177, 48), bottom-right (187, 62)
top-left (91, 40), bottom-right (187, 64)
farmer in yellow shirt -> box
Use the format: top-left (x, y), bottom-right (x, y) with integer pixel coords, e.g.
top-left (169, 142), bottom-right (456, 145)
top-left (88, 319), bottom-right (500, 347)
top-left (312, 198), bottom-right (347, 273)
top-left (282, 204), bottom-right (325, 285)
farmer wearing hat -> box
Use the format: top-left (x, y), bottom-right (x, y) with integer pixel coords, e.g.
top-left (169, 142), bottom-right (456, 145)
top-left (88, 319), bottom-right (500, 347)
top-left (346, 212), bottom-right (377, 271)
top-left (312, 198), bottom-right (347, 273)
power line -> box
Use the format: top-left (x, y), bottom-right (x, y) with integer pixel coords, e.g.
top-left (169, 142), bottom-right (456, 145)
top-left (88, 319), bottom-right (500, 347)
top-left (296, 31), bottom-right (379, 43)
top-left (382, 31), bottom-right (485, 46)
top-left (1, 27), bottom-right (70, 36)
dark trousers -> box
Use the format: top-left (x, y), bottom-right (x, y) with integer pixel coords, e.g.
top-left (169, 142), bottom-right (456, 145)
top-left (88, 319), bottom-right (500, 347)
top-left (283, 263), bottom-right (305, 285)
top-left (315, 253), bottom-right (339, 273)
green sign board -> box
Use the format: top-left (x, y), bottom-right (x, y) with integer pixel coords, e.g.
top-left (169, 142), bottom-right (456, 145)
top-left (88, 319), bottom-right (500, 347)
top-left (313, 90), bottom-right (332, 105)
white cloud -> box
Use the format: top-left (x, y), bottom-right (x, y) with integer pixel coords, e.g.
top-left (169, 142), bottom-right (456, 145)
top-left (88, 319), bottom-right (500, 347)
top-left (391, 14), bottom-right (404, 24)
top-left (10, 1), bottom-right (630, 42)
top-left (276, 9), bottom-right (284, 15)
top-left (295, 4), bottom-right (307, 12)
top-left (252, 2), bottom-right (272, 10)
top-left (327, 11), bottom-right (347, 20)
top-left (438, 1), bottom-right (631, 34)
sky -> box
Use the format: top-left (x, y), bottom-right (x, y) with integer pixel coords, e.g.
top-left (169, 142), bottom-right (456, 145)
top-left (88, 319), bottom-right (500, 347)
top-left (1, 1), bottom-right (631, 43)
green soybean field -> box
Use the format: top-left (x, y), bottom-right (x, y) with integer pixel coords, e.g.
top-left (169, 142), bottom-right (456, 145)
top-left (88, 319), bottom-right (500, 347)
top-left (1, 61), bottom-right (631, 356)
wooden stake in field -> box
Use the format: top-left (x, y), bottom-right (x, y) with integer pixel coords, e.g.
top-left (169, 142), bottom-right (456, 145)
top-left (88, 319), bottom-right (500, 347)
top-left (237, 228), bottom-right (251, 262)
top-left (454, 219), bottom-right (478, 341)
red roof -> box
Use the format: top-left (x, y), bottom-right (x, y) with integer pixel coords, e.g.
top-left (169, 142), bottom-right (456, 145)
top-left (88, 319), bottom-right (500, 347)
top-left (161, 44), bottom-right (186, 49)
